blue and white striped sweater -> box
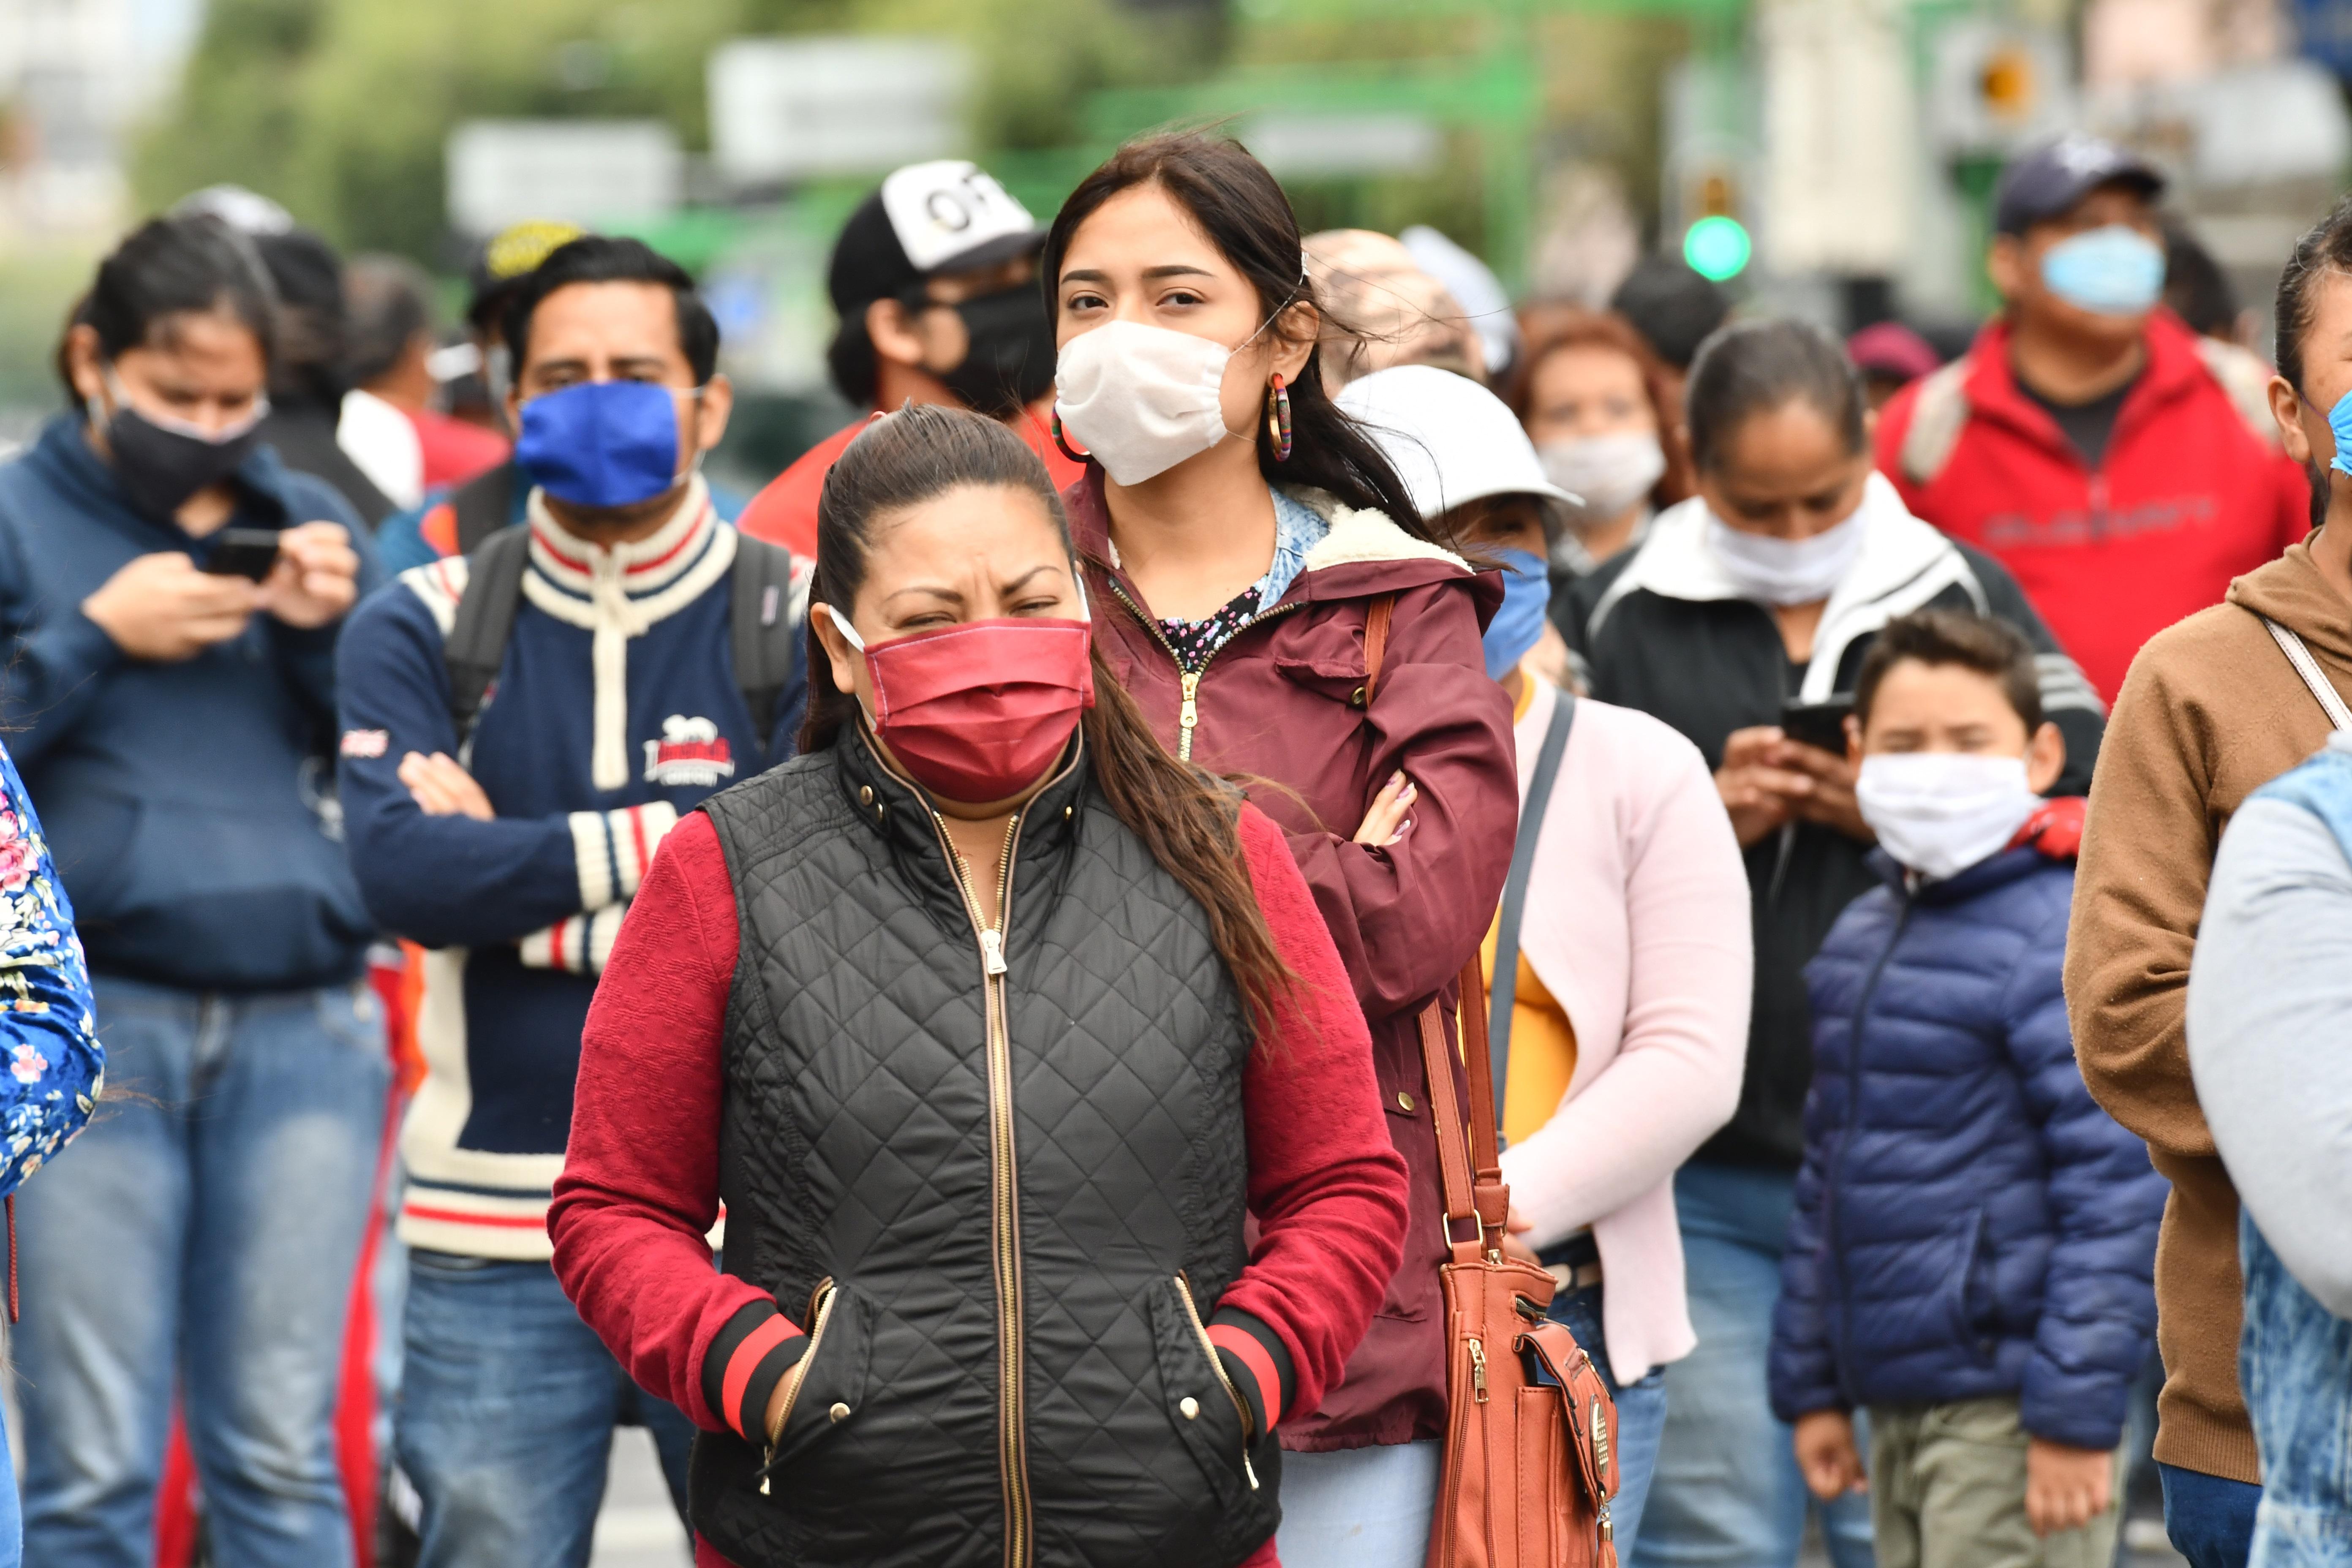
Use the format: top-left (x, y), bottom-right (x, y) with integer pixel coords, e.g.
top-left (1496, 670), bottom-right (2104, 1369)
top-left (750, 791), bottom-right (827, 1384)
top-left (336, 486), bottom-right (805, 1257)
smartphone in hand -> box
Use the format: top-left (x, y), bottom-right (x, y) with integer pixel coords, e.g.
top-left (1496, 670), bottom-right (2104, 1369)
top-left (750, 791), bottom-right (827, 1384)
top-left (1778, 697), bottom-right (1855, 755)
top-left (200, 528), bottom-right (282, 582)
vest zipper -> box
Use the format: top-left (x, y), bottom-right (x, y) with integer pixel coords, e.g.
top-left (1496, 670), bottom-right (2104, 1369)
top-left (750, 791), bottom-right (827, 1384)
top-left (1173, 1271), bottom-right (1260, 1490)
top-left (1100, 575), bottom-right (1303, 763)
top-left (926, 806), bottom-right (1034, 1568)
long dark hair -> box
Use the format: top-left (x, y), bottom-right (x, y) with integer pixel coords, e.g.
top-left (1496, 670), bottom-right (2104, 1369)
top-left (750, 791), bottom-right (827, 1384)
top-left (1041, 132), bottom-right (1446, 544)
top-left (802, 403), bottom-right (1295, 1025)
top-left (54, 214), bottom-right (278, 411)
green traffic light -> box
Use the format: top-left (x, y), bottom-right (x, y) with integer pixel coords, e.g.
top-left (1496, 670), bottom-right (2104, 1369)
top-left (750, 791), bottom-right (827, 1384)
top-left (1684, 215), bottom-right (1752, 281)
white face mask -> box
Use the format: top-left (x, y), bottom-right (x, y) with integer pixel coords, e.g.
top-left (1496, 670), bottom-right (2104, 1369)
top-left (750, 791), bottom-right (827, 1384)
top-left (1704, 502), bottom-right (1865, 607)
top-left (1540, 433), bottom-right (1666, 524)
top-left (1855, 752), bottom-right (2044, 882)
top-left (1053, 318), bottom-right (1245, 486)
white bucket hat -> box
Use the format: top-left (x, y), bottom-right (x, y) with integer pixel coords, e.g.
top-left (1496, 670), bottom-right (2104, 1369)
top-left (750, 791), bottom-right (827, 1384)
top-left (1334, 364), bottom-right (1581, 528)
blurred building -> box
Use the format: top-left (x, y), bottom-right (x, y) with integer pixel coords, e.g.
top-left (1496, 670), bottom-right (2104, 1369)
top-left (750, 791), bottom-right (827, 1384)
top-left (0, 0), bottom-right (202, 238)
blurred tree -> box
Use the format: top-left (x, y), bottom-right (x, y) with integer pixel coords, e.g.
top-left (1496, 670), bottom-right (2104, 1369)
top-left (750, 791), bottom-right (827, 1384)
top-left (131, 0), bottom-right (1213, 261)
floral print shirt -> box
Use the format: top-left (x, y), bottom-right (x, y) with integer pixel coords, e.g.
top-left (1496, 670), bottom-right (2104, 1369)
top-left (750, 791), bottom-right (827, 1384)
top-left (0, 740), bottom-right (101, 1196)
top-left (1146, 488), bottom-right (1330, 674)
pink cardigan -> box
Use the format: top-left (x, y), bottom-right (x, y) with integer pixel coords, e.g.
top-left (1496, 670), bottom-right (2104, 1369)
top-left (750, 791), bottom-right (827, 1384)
top-left (1496, 679), bottom-right (1752, 1384)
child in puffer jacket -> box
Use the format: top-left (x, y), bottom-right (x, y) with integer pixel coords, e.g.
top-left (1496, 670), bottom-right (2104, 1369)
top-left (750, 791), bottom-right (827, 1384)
top-left (1768, 609), bottom-right (2165, 1568)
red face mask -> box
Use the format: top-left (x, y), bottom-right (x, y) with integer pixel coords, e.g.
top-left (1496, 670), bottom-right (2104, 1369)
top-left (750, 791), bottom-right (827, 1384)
top-left (830, 613), bottom-right (1095, 803)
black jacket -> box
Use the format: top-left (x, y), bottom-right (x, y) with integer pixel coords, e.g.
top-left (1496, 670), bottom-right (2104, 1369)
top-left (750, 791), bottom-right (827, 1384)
top-left (694, 736), bottom-right (1279, 1568)
top-left (1557, 479), bottom-right (2104, 1168)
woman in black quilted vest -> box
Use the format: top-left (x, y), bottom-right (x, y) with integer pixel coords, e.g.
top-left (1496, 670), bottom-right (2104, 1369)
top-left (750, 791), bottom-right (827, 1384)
top-left (550, 403), bottom-right (1411, 1568)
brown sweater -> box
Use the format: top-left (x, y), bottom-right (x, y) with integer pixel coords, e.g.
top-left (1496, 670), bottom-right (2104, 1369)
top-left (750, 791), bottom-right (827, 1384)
top-left (2067, 537), bottom-right (2352, 1484)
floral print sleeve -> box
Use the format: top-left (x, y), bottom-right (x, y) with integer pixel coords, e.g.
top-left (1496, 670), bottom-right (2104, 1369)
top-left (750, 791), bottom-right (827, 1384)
top-left (0, 740), bottom-right (100, 1196)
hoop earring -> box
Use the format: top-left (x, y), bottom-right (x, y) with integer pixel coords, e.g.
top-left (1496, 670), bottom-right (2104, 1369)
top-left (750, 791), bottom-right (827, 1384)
top-left (1266, 374), bottom-right (1293, 463)
top-left (1051, 411), bottom-right (1091, 466)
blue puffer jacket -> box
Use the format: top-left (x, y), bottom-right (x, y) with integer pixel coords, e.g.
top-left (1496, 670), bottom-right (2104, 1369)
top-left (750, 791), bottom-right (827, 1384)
top-left (1767, 837), bottom-right (2165, 1451)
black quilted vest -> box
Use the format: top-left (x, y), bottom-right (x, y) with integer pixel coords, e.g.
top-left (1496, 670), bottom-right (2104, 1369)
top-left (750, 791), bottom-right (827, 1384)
top-left (693, 732), bottom-right (1280, 1568)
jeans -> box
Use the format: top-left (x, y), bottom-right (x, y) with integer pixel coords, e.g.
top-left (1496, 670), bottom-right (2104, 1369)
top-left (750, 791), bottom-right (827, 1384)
top-left (1633, 1162), bottom-right (1876, 1568)
top-left (1274, 1439), bottom-right (1443, 1568)
top-left (13, 974), bottom-right (390, 1568)
top-left (396, 1252), bottom-right (696, 1568)
top-left (1545, 1251), bottom-right (1670, 1554)
top-left (2238, 1214), bottom-right (2328, 1568)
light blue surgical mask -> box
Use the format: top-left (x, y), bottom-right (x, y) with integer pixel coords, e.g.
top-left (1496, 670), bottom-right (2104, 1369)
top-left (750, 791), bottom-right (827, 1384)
top-left (2040, 226), bottom-right (2165, 318)
top-left (1483, 547), bottom-right (1551, 681)
top-left (2328, 388), bottom-right (2352, 480)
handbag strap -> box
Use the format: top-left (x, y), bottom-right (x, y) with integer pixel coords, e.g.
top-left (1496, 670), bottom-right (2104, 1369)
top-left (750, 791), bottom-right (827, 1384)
top-left (1488, 691), bottom-right (1577, 1138)
top-left (2265, 616), bottom-right (2352, 730)
top-left (1363, 595), bottom-right (1396, 699)
top-left (1421, 958), bottom-right (1510, 1263)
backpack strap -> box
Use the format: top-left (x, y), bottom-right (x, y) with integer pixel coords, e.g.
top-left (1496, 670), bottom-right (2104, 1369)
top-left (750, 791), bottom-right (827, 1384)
top-left (1898, 359), bottom-right (1973, 488)
top-left (730, 535), bottom-right (804, 754)
top-left (2195, 337), bottom-right (2284, 450)
top-left (443, 523), bottom-right (533, 751)
top-left (451, 463), bottom-right (517, 558)
top-left (2264, 616), bottom-right (2352, 730)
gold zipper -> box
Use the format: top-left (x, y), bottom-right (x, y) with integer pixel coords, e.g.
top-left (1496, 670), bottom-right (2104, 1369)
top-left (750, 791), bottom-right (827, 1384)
top-left (759, 1280), bottom-right (838, 1495)
top-left (1101, 575), bottom-right (1302, 763)
top-left (1469, 1336), bottom-right (1489, 1403)
top-left (1173, 1272), bottom-right (1261, 1491)
top-left (925, 805), bottom-right (1033, 1568)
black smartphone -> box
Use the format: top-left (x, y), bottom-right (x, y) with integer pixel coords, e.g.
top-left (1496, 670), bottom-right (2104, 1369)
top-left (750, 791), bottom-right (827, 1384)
top-left (201, 528), bottom-right (282, 581)
top-left (1779, 696), bottom-right (1854, 754)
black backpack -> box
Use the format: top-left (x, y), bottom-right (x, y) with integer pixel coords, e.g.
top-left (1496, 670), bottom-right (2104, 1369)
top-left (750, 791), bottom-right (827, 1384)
top-left (441, 522), bottom-right (803, 756)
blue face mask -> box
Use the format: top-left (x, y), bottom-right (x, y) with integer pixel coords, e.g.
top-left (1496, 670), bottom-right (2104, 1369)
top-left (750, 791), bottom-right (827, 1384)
top-left (2327, 388), bottom-right (2352, 480)
top-left (514, 380), bottom-right (690, 509)
top-left (1483, 547), bottom-right (1551, 681)
top-left (2040, 226), bottom-right (2165, 318)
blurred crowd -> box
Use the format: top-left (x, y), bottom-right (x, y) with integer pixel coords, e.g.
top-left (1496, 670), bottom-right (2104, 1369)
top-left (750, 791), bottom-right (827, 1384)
top-left (0, 118), bottom-right (2347, 1568)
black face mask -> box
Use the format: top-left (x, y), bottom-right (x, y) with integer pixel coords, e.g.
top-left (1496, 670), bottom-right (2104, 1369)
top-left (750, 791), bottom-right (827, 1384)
top-left (98, 377), bottom-right (266, 525)
top-left (936, 284), bottom-right (1058, 418)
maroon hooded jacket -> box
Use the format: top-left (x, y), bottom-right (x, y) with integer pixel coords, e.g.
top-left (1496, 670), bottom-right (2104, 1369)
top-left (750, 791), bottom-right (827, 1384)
top-left (1070, 472), bottom-right (1518, 1449)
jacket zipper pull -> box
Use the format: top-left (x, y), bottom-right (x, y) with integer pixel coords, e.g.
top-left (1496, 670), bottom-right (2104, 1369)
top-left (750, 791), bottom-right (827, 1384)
top-left (1177, 671), bottom-right (1201, 761)
top-left (980, 928), bottom-right (1007, 976)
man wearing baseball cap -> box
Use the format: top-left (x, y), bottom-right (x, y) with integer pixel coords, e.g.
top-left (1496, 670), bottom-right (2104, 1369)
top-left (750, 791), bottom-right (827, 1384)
top-left (1877, 133), bottom-right (2307, 706)
top-left (735, 160), bottom-right (1082, 557)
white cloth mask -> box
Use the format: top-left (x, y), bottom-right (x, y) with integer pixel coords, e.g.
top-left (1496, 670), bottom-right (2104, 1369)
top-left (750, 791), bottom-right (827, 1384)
top-left (1541, 433), bottom-right (1666, 523)
top-left (1855, 752), bottom-right (2044, 882)
top-left (1705, 502), bottom-right (1865, 607)
top-left (1054, 319), bottom-right (1241, 485)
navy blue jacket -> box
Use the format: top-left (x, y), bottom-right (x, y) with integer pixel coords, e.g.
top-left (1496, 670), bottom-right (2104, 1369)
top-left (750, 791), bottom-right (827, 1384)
top-left (1768, 841), bottom-right (2164, 1450)
top-left (0, 415), bottom-right (381, 991)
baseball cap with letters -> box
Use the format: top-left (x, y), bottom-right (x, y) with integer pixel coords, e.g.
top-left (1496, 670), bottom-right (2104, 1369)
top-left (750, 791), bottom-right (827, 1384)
top-left (1994, 134), bottom-right (2166, 236)
top-left (826, 161), bottom-right (1046, 316)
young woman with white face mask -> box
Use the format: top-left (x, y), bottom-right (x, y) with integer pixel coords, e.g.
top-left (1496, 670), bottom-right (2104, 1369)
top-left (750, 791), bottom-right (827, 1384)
top-left (1042, 135), bottom-right (1520, 1568)
top-left (1555, 317), bottom-right (2106, 1568)
top-left (1505, 308), bottom-right (1694, 578)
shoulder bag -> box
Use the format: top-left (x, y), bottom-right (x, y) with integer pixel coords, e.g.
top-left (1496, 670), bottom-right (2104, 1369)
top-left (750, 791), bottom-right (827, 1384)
top-left (1361, 596), bottom-right (1622, 1566)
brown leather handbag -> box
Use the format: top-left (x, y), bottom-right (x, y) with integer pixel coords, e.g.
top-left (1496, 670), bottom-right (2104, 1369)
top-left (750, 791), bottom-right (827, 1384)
top-left (1360, 591), bottom-right (1620, 1565)
top-left (1418, 969), bottom-right (1622, 1568)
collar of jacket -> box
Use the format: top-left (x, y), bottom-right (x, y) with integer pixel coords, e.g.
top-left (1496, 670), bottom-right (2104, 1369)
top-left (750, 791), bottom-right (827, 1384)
top-left (830, 717), bottom-right (1091, 920)
top-left (1865, 839), bottom-right (2058, 904)
top-left (2229, 535), bottom-right (2352, 670)
top-left (1062, 468), bottom-right (1503, 626)
top-left (1586, 472), bottom-right (1983, 700)
top-left (33, 409), bottom-right (300, 539)
top-left (1955, 310), bottom-right (2211, 466)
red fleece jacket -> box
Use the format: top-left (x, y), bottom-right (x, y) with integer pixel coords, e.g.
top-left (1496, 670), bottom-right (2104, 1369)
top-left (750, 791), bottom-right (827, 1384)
top-left (549, 801), bottom-right (1408, 1568)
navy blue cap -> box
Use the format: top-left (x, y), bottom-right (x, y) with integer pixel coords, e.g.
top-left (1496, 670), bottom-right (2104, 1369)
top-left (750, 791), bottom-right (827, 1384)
top-left (1995, 134), bottom-right (2166, 235)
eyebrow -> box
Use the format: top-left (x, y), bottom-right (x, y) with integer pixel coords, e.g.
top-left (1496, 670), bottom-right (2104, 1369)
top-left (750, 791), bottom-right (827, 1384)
top-left (1059, 264), bottom-right (1217, 285)
top-left (881, 584), bottom-right (966, 607)
top-left (999, 565), bottom-right (1059, 593)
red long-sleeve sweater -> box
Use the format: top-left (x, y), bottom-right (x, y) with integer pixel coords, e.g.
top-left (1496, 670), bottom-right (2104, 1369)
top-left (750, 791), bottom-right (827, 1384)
top-left (549, 801), bottom-right (1410, 1568)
